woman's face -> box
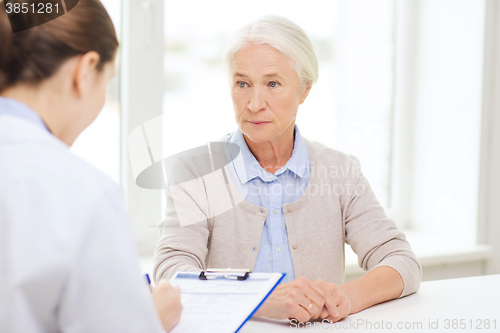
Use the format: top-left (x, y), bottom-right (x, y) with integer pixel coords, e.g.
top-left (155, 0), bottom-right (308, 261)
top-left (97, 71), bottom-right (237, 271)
top-left (60, 54), bottom-right (116, 146)
top-left (82, 58), bottom-right (116, 129)
top-left (230, 44), bottom-right (311, 144)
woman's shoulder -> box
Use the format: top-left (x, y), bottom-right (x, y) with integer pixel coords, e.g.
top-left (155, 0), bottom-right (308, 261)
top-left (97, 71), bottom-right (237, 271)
top-left (303, 137), bottom-right (360, 168)
top-left (1, 124), bottom-right (121, 206)
top-left (48, 145), bottom-right (122, 204)
top-left (0, 127), bottom-right (126, 253)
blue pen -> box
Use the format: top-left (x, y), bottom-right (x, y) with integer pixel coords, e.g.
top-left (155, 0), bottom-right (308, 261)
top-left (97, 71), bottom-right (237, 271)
top-left (145, 273), bottom-right (152, 292)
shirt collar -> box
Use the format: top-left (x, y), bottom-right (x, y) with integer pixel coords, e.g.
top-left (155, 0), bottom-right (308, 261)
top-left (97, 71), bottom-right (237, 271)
top-left (227, 125), bottom-right (310, 184)
top-left (0, 96), bottom-right (50, 133)
top-left (283, 126), bottom-right (310, 178)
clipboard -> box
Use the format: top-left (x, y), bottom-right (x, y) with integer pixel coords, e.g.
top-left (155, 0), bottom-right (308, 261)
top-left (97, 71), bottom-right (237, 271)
top-left (169, 269), bottom-right (285, 333)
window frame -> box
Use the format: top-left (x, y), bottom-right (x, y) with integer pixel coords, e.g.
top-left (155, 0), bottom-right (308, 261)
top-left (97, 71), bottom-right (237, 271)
top-left (120, 0), bottom-right (164, 256)
top-left (386, 0), bottom-right (420, 228)
top-left (478, 0), bottom-right (500, 274)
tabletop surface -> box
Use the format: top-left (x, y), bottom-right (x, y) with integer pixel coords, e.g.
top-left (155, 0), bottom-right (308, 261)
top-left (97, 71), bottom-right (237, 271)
top-left (239, 274), bottom-right (500, 332)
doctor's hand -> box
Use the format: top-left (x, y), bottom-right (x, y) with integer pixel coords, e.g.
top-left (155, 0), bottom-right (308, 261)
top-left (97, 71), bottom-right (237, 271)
top-left (152, 280), bottom-right (183, 332)
top-left (314, 279), bottom-right (351, 323)
top-left (254, 277), bottom-right (337, 322)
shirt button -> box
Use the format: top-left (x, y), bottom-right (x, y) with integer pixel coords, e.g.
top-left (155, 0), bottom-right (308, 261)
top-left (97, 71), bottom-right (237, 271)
top-left (273, 209), bottom-right (278, 215)
top-left (293, 244), bottom-right (298, 250)
top-left (275, 246), bottom-right (281, 252)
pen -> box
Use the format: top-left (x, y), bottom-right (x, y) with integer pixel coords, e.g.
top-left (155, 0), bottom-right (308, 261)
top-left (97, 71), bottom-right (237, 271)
top-left (145, 273), bottom-right (152, 292)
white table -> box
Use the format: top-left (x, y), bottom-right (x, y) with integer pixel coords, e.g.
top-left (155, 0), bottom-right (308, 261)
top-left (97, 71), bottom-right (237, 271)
top-left (240, 274), bottom-right (500, 332)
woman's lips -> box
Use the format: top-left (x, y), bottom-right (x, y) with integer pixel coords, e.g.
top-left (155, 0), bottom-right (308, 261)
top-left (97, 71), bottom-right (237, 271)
top-left (248, 121), bottom-right (270, 127)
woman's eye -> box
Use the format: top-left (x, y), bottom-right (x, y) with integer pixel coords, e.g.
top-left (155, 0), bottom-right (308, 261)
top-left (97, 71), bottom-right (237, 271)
top-left (237, 82), bottom-right (247, 88)
top-left (268, 81), bottom-right (279, 88)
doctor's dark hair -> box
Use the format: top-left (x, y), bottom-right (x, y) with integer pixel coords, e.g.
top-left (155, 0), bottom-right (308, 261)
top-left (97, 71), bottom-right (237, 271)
top-left (0, 0), bottom-right (118, 93)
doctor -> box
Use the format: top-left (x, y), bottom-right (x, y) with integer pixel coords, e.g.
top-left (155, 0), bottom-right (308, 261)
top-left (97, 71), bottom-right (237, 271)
top-left (0, 0), bottom-right (181, 332)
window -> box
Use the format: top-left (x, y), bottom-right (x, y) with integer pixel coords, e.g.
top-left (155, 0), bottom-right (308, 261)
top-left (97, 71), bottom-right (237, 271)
top-left (392, 0), bottom-right (485, 244)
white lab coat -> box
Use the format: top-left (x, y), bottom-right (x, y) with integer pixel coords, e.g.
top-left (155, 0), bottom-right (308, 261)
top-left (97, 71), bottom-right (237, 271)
top-left (0, 114), bottom-right (164, 333)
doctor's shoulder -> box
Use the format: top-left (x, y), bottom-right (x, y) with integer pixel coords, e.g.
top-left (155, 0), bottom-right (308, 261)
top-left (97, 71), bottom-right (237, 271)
top-left (54, 143), bottom-right (125, 207)
top-left (11, 132), bottom-right (126, 213)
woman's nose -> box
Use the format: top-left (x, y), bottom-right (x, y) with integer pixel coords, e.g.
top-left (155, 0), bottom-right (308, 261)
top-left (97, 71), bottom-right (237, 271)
top-left (247, 88), bottom-right (267, 112)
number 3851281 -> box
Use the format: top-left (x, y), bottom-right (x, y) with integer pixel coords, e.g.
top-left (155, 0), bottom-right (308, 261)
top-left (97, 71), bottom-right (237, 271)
top-left (5, 2), bottom-right (59, 14)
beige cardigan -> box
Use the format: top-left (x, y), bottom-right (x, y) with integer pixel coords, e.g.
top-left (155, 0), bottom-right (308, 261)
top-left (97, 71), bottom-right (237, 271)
top-left (153, 137), bottom-right (421, 297)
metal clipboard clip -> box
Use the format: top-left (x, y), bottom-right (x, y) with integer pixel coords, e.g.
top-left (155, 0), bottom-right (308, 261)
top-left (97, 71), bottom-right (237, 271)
top-left (199, 268), bottom-right (251, 281)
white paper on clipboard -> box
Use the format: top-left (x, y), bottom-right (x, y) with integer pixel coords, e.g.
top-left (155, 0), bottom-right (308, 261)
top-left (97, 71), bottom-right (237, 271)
top-left (169, 271), bottom-right (285, 333)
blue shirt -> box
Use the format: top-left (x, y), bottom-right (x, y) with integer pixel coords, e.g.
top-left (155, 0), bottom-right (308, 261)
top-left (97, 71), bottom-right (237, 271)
top-left (0, 97), bottom-right (49, 132)
top-left (226, 125), bottom-right (310, 283)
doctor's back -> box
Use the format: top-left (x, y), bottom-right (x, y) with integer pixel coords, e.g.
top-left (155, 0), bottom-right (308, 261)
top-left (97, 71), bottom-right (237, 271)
top-left (0, 1), bottom-right (180, 332)
top-left (0, 105), bottom-right (163, 332)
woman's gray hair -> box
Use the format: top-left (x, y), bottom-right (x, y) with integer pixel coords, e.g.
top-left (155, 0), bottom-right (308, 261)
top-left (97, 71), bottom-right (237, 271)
top-left (223, 15), bottom-right (319, 85)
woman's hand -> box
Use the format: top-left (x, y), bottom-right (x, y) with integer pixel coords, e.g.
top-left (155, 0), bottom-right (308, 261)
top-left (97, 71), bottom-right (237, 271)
top-left (152, 280), bottom-right (183, 332)
top-left (255, 277), bottom-right (337, 322)
top-left (314, 279), bottom-right (351, 323)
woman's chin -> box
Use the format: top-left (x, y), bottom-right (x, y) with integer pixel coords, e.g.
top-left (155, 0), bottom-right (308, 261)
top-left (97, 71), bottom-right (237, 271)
top-left (242, 130), bottom-right (272, 145)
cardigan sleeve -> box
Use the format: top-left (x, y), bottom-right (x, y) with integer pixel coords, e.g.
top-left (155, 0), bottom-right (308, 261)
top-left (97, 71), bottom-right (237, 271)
top-left (153, 158), bottom-right (209, 282)
top-left (343, 155), bottom-right (422, 297)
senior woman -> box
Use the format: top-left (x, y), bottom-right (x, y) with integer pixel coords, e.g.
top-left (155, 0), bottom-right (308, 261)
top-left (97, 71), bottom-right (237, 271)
top-left (154, 15), bottom-right (421, 323)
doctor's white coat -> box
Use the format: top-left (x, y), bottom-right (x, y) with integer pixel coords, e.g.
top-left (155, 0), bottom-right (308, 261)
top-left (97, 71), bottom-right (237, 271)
top-left (0, 115), bottom-right (164, 332)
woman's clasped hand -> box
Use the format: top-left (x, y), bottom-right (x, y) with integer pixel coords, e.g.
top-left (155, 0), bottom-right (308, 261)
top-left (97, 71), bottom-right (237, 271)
top-left (255, 277), bottom-right (351, 323)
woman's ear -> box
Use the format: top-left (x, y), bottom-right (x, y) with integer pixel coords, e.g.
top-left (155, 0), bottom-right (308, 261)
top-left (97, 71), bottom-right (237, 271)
top-left (72, 51), bottom-right (100, 98)
top-left (300, 81), bottom-right (313, 104)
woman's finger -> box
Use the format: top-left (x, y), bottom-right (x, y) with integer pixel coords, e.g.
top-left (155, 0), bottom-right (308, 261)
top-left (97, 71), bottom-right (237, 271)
top-left (319, 307), bottom-right (330, 320)
top-left (298, 302), bottom-right (319, 319)
top-left (314, 280), bottom-right (340, 317)
top-left (293, 278), bottom-right (325, 318)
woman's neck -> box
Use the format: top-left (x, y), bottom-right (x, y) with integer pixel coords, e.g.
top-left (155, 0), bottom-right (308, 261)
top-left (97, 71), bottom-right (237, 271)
top-left (243, 125), bottom-right (295, 175)
top-left (1, 84), bottom-right (75, 146)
